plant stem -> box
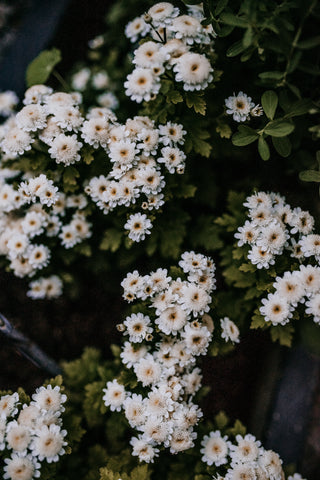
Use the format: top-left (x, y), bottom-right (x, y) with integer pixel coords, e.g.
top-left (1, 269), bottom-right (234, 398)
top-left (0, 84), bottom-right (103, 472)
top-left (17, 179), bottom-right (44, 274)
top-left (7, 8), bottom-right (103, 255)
top-left (0, 313), bottom-right (62, 376)
top-left (52, 69), bottom-right (70, 92)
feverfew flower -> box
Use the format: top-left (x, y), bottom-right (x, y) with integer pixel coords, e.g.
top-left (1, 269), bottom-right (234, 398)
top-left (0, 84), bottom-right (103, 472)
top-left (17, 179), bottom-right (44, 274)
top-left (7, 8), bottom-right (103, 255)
top-left (31, 424), bottom-right (67, 462)
top-left (201, 430), bottom-right (230, 466)
top-left (102, 380), bottom-right (127, 412)
top-left (173, 52), bottom-right (213, 91)
top-left (225, 92), bottom-right (255, 122)
top-left (220, 317), bottom-right (240, 344)
top-left (124, 213), bottom-right (152, 242)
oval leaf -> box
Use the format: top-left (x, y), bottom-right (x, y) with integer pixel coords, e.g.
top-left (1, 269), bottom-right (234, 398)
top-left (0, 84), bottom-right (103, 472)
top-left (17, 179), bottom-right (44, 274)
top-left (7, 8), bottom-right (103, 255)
top-left (299, 170), bottom-right (320, 182)
top-left (261, 90), bottom-right (278, 120)
top-left (220, 12), bottom-right (248, 27)
top-left (272, 136), bottom-right (291, 157)
top-left (258, 136), bottom-right (270, 161)
top-left (232, 126), bottom-right (259, 146)
top-left (226, 40), bottom-right (247, 57)
top-left (264, 121), bottom-right (294, 137)
top-left (258, 71), bottom-right (283, 81)
top-left (26, 48), bottom-right (62, 87)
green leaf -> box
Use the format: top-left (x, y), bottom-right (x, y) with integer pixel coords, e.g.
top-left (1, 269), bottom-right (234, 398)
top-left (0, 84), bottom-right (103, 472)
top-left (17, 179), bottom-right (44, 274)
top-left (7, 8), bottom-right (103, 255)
top-left (63, 166), bottom-right (80, 186)
top-left (284, 99), bottom-right (312, 118)
top-left (216, 123), bottom-right (232, 139)
top-left (232, 126), bottom-right (259, 146)
top-left (299, 170), bottom-right (320, 182)
top-left (220, 12), bottom-right (248, 27)
top-left (242, 27), bottom-right (253, 48)
top-left (26, 48), bottom-right (62, 87)
top-left (251, 314), bottom-right (266, 329)
top-left (258, 71), bottom-right (284, 81)
top-left (239, 263), bottom-right (256, 273)
top-left (227, 419), bottom-right (247, 437)
top-left (264, 121), bottom-right (294, 137)
top-left (297, 35), bottom-right (320, 49)
top-left (185, 92), bottom-right (206, 115)
top-left (270, 324), bottom-right (294, 347)
top-left (100, 229), bottom-right (122, 252)
top-left (166, 90), bottom-right (183, 104)
top-left (175, 183), bottom-right (197, 198)
top-left (226, 40), bottom-right (247, 57)
top-left (214, 411), bottom-right (229, 429)
top-left (261, 90), bottom-right (278, 120)
top-left (272, 136), bottom-right (291, 157)
top-left (258, 136), bottom-right (270, 161)
top-left (215, 0), bottom-right (229, 16)
top-left (83, 148), bottom-right (95, 165)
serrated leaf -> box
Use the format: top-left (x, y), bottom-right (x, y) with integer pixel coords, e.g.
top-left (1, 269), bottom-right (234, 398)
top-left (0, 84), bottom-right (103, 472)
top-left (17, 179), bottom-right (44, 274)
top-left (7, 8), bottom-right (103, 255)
top-left (272, 136), bottom-right (291, 157)
top-left (251, 314), bottom-right (266, 329)
top-left (100, 229), bottom-right (122, 252)
top-left (232, 126), bottom-right (259, 146)
top-left (176, 183), bottom-right (197, 198)
top-left (299, 170), bottom-right (320, 182)
top-left (214, 411), bottom-right (229, 429)
top-left (261, 90), bottom-right (278, 120)
top-left (264, 121), bottom-right (294, 137)
top-left (63, 166), bottom-right (80, 185)
top-left (216, 123), bottom-right (232, 139)
top-left (185, 92), bottom-right (206, 115)
top-left (166, 90), bottom-right (183, 104)
top-left (83, 148), bottom-right (95, 165)
top-left (220, 12), bottom-right (248, 27)
top-left (258, 136), bottom-right (270, 161)
top-left (239, 263), bottom-right (256, 273)
top-left (26, 48), bottom-right (62, 87)
top-left (227, 419), bottom-right (247, 437)
top-left (270, 324), bottom-right (294, 347)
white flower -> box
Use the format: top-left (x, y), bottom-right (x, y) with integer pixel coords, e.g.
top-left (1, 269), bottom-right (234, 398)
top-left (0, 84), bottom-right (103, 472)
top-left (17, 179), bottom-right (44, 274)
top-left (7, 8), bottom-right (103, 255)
top-left (27, 276), bottom-right (63, 300)
top-left (23, 84), bottom-right (53, 105)
top-left (170, 15), bottom-right (202, 44)
top-left (6, 421), bottom-right (31, 452)
top-left (130, 435), bottom-right (159, 463)
top-left (125, 16), bottom-right (150, 43)
top-left (124, 212), bottom-right (152, 242)
top-left (169, 427), bottom-right (196, 453)
top-left (120, 342), bottom-right (148, 368)
top-left (230, 433), bottom-right (261, 464)
top-left (133, 41), bottom-right (168, 68)
top-left (1, 126), bottom-right (34, 156)
top-left (200, 430), bottom-right (230, 466)
top-left (71, 68), bottom-right (91, 91)
top-left (81, 117), bottom-right (110, 148)
top-left (0, 393), bottom-right (19, 419)
top-left (299, 265), bottom-right (320, 296)
top-left (258, 449), bottom-right (283, 480)
top-left (31, 424), bottom-right (67, 462)
top-left (173, 52), bottom-right (213, 91)
top-left (103, 380), bottom-right (126, 412)
top-left (273, 271), bottom-right (305, 306)
top-left (134, 354), bottom-right (162, 386)
top-left (289, 208), bottom-right (314, 235)
top-left (156, 305), bottom-right (188, 335)
top-left (0, 91), bottom-right (19, 116)
top-left (27, 244), bottom-right (50, 270)
top-left (256, 220), bottom-right (288, 254)
top-left (159, 122), bottom-right (186, 146)
top-left (181, 323), bottom-right (212, 355)
top-left (48, 133), bottom-right (82, 166)
top-left (305, 294), bottom-right (320, 324)
top-left (124, 312), bottom-right (153, 343)
top-left (92, 71), bottom-right (110, 89)
top-left (123, 394), bottom-right (146, 427)
top-left (247, 245), bottom-right (275, 269)
top-left (260, 293), bottom-right (293, 326)
top-left (97, 92), bottom-right (119, 110)
top-left (300, 234), bottom-right (320, 259)
top-left (3, 452), bottom-right (40, 480)
top-left (31, 385), bottom-right (67, 413)
top-left (225, 91), bottom-right (255, 122)
top-left (147, 2), bottom-right (179, 27)
top-left (288, 474), bottom-right (307, 480)
top-left (220, 317), bottom-right (240, 344)
top-left (225, 463), bottom-right (257, 480)
top-left (158, 146), bottom-right (186, 173)
top-left (16, 104), bottom-right (47, 132)
top-left (124, 68), bottom-right (160, 103)
top-left (179, 283), bottom-right (211, 316)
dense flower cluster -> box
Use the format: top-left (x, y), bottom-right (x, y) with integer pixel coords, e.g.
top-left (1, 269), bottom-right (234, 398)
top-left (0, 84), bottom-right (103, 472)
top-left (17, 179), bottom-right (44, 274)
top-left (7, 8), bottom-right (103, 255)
top-left (103, 251), bottom-right (216, 462)
top-left (225, 91), bottom-right (263, 122)
top-left (200, 430), bottom-right (305, 480)
top-left (70, 67), bottom-right (119, 110)
top-left (0, 385), bottom-right (68, 480)
top-left (235, 191), bottom-right (320, 326)
top-left (0, 85), bottom-right (187, 296)
top-left (125, 2), bottom-right (215, 102)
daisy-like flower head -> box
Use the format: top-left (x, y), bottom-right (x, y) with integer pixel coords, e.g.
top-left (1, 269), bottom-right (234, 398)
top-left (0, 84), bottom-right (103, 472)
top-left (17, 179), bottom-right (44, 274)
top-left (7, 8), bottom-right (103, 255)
top-left (299, 264), bottom-right (320, 296)
top-left (0, 393), bottom-right (19, 419)
top-left (260, 293), bottom-right (293, 326)
top-left (169, 15), bottom-right (202, 45)
top-left (102, 379), bottom-right (126, 412)
top-left (225, 91), bottom-right (255, 122)
top-left (6, 421), bottom-right (31, 452)
top-left (124, 312), bottom-right (153, 343)
top-left (97, 92), bottom-right (119, 110)
top-left (220, 317), bottom-right (240, 344)
top-left (305, 293), bottom-right (320, 324)
top-left (256, 220), bottom-right (288, 255)
top-left (124, 212), bottom-right (153, 242)
top-left (16, 104), bottom-right (47, 132)
top-left (179, 283), bottom-right (211, 316)
top-left (120, 342), bottom-right (148, 368)
top-left (27, 244), bottom-right (50, 270)
top-left (225, 463), bottom-right (257, 480)
top-left (130, 435), bottom-right (159, 463)
top-left (124, 68), bottom-right (161, 103)
top-left (123, 394), bottom-right (146, 427)
top-left (159, 122), bottom-right (186, 146)
top-left (147, 2), bottom-right (179, 27)
top-left (48, 133), bottom-right (82, 166)
top-left (3, 452), bottom-right (40, 480)
top-left (71, 68), bottom-right (91, 91)
top-left (181, 323), bottom-right (212, 356)
top-left (230, 433), bottom-right (261, 465)
top-left (0, 91), bottom-right (19, 117)
top-left (273, 271), bottom-right (305, 306)
top-left (125, 16), bottom-right (150, 43)
top-left (258, 449), bottom-right (283, 480)
top-left (81, 117), bottom-right (110, 148)
top-left (247, 245), bottom-right (275, 269)
top-left (1, 126), bottom-right (34, 156)
top-left (300, 234), bottom-right (320, 259)
top-left (169, 427), bottom-right (196, 453)
top-left (133, 354), bottom-right (162, 387)
top-left (173, 52), bottom-right (213, 91)
top-left (234, 220), bottom-right (259, 247)
top-left (23, 84), bottom-right (53, 105)
top-left (158, 146), bottom-right (186, 173)
top-left (133, 41), bottom-right (168, 69)
top-left (31, 385), bottom-right (67, 414)
top-left (30, 423), bottom-right (67, 462)
top-left (156, 305), bottom-right (188, 335)
top-left (289, 207), bottom-right (314, 235)
top-left (200, 430), bottom-right (231, 466)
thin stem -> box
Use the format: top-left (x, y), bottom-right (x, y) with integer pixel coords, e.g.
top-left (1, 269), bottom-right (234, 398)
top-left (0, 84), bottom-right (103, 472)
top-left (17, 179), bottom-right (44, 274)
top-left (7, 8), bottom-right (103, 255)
top-left (52, 69), bottom-right (70, 92)
top-left (0, 313), bottom-right (62, 376)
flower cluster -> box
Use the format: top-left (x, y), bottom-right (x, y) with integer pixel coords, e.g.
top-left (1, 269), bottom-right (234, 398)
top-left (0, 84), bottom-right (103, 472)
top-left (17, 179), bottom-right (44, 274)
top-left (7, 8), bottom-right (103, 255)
top-left (0, 85), bottom-right (188, 296)
top-left (70, 67), bottom-right (119, 110)
top-left (235, 191), bottom-right (320, 326)
top-left (200, 430), bottom-right (304, 480)
top-left (0, 385), bottom-right (68, 480)
top-left (103, 251), bottom-right (216, 462)
top-left (125, 2), bottom-right (215, 102)
top-left (225, 91), bottom-right (263, 122)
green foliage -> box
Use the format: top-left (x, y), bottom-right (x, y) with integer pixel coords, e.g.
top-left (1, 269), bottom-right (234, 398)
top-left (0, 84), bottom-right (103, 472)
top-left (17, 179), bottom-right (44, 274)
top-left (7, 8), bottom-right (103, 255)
top-left (26, 48), bottom-right (62, 87)
top-left (100, 229), bottom-right (123, 252)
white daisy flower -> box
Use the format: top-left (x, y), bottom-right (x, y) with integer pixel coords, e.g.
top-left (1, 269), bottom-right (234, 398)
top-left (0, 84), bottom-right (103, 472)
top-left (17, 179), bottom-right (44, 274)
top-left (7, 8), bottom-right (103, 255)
top-left (6, 421), bottom-right (31, 452)
top-left (16, 104), bottom-right (47, 132)
top-left (1, 126), bottom-right (34, 156)
top-left (23, 84), bottom-right (53, 105)
top-left (124, 312), bottom-right (153, 343)
top-left (0, 91), bottom-right (19, 116)
top-left (220, 317), bottom-right (240, 344)
top-left (125, 16), bottom-right (150, 43)
top-left (225, 91), bottom-right (255, 122)
top-left (102, 379), bottom-right (126, 412)
top-left (3, 452), bottom-right (40, 480)
top-left (31, 424), bottom-right (67, 462)
top-left (134, 354), bottom-right (162, 387)
top-left (0, 393), bottom-right (19, 419)
top-left (147, 2), bottom-right (179, 27)
top-left (173, 52), bottom-right (213, 91)
top-left (260, 293), bottom-right (293, 326)
top-left (120, 342), bottom-right (148, 368)
top-left (124, 212), bottom-right (152, 242)
top-left (71, 68), bottom-right (91, 91)
top-left (123, 394), bottom-right (146, 427)
top-left (48, 133), bottom-right (82, 166)
top-left (200, 430), bottom-right (230, 466)
top-left (130, 435), bottom-right (159, 463)
top-left (31, 385), bottom-right (67, 413)
top-left (124, 68), bottom-right (160, 103)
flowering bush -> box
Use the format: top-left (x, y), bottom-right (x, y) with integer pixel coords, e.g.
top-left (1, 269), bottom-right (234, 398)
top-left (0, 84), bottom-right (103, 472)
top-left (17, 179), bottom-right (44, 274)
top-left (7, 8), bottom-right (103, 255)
top-left (0, 0), bottom-right (319, 478)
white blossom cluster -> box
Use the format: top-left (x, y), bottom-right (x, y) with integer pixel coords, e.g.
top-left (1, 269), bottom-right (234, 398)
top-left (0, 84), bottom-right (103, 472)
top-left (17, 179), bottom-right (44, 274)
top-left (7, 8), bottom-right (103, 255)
top-left (235, 191), bottom-right (320, 326)
top-left (71, 67), bottom-right (119, 110)
top-left (0, 385), bottom-right (68, 480)
top-left (103, 251), bottom-right (216, 463)
top-left (225, 91), bottom-right (263, 122)
top-left (200, 430), bottom-right (305, 480)
top-left (124, 2), bottom-right (215, 102)
top-left (0, 85), bottom-right (188, 296)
